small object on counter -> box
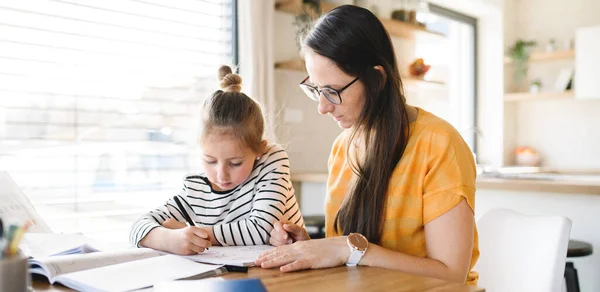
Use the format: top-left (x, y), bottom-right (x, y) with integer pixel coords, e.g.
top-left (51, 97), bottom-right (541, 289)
top-left (546, 38), bottom-right (556, 53)
top-left (408, 58), bottom-right (431, 77)
top-left (514, 146), bottom-right (542, 166)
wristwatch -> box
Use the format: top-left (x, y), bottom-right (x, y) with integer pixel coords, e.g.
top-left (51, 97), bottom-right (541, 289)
top-left (346, 233), bottom-right (369, 266)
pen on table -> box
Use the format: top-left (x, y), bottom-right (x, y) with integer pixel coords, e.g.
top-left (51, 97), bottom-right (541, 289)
top-left (173, 196), bottom-right (209, 250)
top-left (224, 265), bottom-right (249, 273)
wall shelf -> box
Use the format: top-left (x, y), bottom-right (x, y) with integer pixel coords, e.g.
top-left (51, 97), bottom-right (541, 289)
top-left (379, 19), bottom-right (446, 41)
top-left (275, 59), bottom-right (306, 72)
top-left (504, 49), bottom-right (575, 64)
top-left (275, 0), bottom-right (336, 15)
top-left (504, 90), bottom-right (574, 102)
top-left (402, 75), bottom-right (446, 89)
top-left (275, 1), bottom-right (445, 41)
top-left (275, 58), bottom-right (446, 89)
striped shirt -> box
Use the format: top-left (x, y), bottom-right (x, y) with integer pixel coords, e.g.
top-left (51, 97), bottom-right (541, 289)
top-left (130, 144), bottom-right (304, 247)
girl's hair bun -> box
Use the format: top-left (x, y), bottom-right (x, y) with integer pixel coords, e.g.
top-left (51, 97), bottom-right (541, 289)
top-left (217, 65), bottom-right (242, 92)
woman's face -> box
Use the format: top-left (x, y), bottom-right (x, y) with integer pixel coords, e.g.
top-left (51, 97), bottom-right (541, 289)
top-left (304, 50), bottom-right (366, 129)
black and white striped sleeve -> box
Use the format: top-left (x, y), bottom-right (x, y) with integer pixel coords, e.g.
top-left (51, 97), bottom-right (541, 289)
top-left (129, 189), bottom-right (191, 247)
top-left (212, 147), bottom-right (293, 246)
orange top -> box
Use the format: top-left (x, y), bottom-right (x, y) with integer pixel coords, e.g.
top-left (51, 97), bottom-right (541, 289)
top-left (325, 108), bottom-right (479, 285)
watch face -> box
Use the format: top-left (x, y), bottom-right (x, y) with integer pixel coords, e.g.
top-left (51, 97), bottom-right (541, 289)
top-left (348, 233), bottom-right (368, 251)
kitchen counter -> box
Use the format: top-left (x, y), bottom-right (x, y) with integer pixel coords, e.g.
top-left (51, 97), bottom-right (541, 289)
top-left (476, 177), bottom-right (600, 195)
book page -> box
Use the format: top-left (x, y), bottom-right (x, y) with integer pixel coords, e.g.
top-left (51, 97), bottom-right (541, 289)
top-left (20, 233), bottom-right (100, 258)
top-left (182, 245), bottom-right (274, 266)
top-left (0, 171), bottom-right (51, 232)
top-left (54, 255), bottom-right (225, 292)
top-left (29, 248), bottom-right (161, 281)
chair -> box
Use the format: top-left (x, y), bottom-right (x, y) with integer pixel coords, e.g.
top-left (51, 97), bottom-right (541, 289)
top-left (564, 240), bottom-right (593, 292)
top-left (475, 209), bottom-right (572, 292)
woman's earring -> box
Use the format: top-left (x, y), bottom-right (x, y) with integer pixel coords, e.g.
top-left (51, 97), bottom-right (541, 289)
top-left (256, 156), bottom-right (261, 160)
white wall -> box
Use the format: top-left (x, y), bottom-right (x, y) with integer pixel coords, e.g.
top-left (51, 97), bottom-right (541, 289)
top-left (273, 11), bottom-right (343, 173)
top-left (503, 0), bottom-right (600, 169)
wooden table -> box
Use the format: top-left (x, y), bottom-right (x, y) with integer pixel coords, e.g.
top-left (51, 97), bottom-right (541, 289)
top-left (33, 266), bottom-right (484, 292)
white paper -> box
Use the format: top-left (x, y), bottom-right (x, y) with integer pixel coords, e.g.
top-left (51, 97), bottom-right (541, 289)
top-left (182, 245), bottom-right (274, 267)
top-left (0, 171), bottom-right (51, 232)
top-left (20, 233), bottom-right (100, 258)
top-left (54, 255), bottom-right (225, 292)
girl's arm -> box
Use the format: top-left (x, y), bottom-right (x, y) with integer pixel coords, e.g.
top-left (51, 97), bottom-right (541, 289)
top-left (211, 147), bottom-right (303, 246)
top-left (129, 191), bottom-right (195, 246)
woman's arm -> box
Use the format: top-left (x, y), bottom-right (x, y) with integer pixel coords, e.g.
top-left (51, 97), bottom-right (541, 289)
top-left (359, 199), bottom-right (474, 282)
top-left (256, 200), bottom-right (474, 283)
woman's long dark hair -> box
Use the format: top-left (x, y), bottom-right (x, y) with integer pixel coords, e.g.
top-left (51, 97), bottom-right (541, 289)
top-left (303, 5), bottom-right (410, 244)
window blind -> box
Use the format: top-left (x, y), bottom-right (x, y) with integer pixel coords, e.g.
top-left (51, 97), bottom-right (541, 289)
top-left (0, 0), bottom-right (234, 244)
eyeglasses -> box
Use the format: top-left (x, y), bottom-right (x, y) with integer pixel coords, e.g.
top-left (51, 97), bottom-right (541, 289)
top-left (299, 75), bottom-right (360, 105)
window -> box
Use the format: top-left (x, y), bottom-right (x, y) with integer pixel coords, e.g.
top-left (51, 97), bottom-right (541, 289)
top-left (0, 0), bottom-right (235, 245)
top-left (412, 5), bottom-right (478, 152)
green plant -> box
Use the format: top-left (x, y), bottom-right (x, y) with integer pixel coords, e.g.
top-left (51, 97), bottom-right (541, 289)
top-left (531, 79), bottom-right (542, 86)
top-left (508, 39), bottom-right (537, 89)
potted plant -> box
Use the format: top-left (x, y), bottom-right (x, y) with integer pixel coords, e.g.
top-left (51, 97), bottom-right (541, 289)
top-left (530, 79), bottom-right (542, 94)
top-left (508, 39), bottom-right (537, 90)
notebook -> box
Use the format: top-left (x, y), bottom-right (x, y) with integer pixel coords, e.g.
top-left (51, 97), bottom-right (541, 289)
top-left (154, 277), bottom-right (267, 292)
top-left (52, 255), bottom-right (226, 292)
top-left (181, 245), bottom-right (274, 267)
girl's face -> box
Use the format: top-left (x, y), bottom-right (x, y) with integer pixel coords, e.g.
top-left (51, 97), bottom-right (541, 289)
top-left (201, 132), bottom-right (258, 192)
top-left (304, 50), bottom-right (366, 129)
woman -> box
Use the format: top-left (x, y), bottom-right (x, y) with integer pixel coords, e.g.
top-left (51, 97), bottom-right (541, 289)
top-left (255, 5), bottom-right (479, 285)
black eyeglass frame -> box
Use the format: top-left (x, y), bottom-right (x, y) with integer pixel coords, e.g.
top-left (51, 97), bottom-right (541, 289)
top-left (299, 75), bottom-right (361, 105)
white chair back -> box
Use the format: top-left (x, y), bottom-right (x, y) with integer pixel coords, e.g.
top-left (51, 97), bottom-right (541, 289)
top-left (475, 208), bottom-right (571, 292)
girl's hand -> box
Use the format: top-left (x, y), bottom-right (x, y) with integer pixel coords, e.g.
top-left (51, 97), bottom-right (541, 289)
top-left (256, 237), bottom-right (350, 272)
top-left (162, 218), bottom-right (187, 229)
top-left (269, 221), bottom-right (311, 246)
top-left (166, 226), bottom-right (212, 255)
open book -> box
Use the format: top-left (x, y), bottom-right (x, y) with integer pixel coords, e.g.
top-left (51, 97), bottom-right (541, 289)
top-left (21, 233), bottom-right (101, 258)
top-left (29, 248), bottom-right (225, 291)
top-left (29, 247), bottom-right (162, 282)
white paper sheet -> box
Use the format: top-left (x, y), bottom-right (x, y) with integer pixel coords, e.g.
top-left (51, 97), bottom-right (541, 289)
top-left (182, 245), bottom-right (274, 267)
top-left (55, 255), bottom-right (225, 292)
top-left (0, 171), bottom-right (51, 232)
top-left (20, 233), bottom-right (100, 258)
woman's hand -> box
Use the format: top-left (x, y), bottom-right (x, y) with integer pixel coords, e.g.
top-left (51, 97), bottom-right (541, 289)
top-left (269, 221), bottom-right (311, 246)
top-left (256, 237), bottom-right (350, 272)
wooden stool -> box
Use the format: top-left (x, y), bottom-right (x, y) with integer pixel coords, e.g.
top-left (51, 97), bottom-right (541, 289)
top-left (303, 215), bottom-right (325, 239)
top-left (565, 240), bottom-right (593, 292)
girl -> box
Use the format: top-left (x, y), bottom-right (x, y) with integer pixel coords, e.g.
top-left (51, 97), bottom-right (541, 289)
top-left (130, 66), bottom-right (304, 255)
top-left (256, 5), bottom-right (479, 285)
